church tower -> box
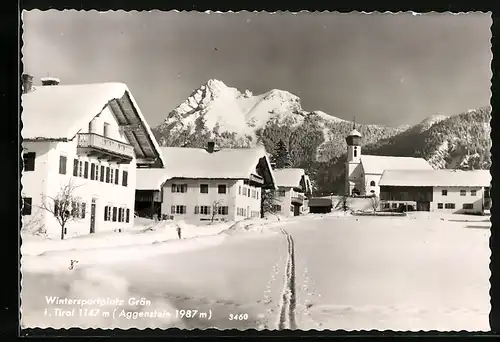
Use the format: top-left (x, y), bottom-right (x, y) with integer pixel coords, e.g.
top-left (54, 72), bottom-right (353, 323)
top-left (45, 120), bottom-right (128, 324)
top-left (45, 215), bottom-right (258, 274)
top-left (345, 120), bottom-right (362, 195)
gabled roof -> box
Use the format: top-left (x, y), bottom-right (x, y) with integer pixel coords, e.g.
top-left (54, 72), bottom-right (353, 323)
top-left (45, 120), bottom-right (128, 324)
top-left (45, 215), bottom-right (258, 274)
top-left (21, 82), bottom-right (164, 167)
top-left (361, 155), bottom-right (433, 175)
top-left (136, 146), bottom-right (276, 190)
top-left (379, 169), bottom-right (491, 187)
top-left (273, 168), bottom-right (311, 193)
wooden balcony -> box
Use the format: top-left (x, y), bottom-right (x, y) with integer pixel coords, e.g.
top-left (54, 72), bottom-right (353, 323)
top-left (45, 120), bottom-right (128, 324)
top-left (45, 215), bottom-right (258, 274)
top-left (77, 133), bottom-right (134, 164)
top-left (291, 193), bottom-right (304, 206)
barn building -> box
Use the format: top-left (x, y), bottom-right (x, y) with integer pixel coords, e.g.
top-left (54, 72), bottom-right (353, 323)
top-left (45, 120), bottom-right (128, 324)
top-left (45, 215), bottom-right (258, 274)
top-left (378, 169), bottom-right (491, 214)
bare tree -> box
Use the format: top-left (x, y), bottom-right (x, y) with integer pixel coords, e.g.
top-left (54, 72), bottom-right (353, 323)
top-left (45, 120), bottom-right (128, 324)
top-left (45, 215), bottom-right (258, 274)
top-left (211, 199), bottom-right (224, 224)
top-left (261, 189), bottom-right (281, 220)
top-left (335, 194), bottom-right (351, 213)
top-left (21, 207), bottom-right (47, 237)
top-left (38, 179), bottom-right (85, 240)
top-left (370, 195), bottom-right (380, 212)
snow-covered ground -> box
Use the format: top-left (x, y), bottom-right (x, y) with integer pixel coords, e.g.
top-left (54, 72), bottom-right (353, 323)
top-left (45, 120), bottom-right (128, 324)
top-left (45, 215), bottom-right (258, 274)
top-left (20, 211), bottom-right (490, 331)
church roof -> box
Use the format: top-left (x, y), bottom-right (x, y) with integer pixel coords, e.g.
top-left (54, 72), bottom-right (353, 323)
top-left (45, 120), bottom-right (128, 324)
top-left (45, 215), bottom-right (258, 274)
top-left (360, 155), bottom-right (433, 175)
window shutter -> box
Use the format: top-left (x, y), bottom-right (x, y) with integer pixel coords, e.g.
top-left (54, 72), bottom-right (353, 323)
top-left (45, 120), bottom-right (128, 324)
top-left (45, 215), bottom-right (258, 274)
top-left (81, 202), bottom-right (86, 218)
top-left (182, 184), bottom-right (187, 193)
top-left (106, 167), bottom-right (110, 183)
top-left (84, 161), bottom-right (89, 178)
top-left (195, 206), bottom-right (199, 214)
top-left (126, 209), bottom-right (130, 223)
top-left (100, 166), bottom-right (105, 182)
top-left (122, 171), bottom-right (128, 186)
top-left (115, 169), bottom-right (119, 184)
top-left (58, 156), bottom-right (67, 174)
top-left (104, 206), bottom-right (108, 221)
top-left (171, 205), bottom-right (175, 214)
top-left (73, 159), bottom-right (79, 176)
top-left (90, 163), bottom-right (95, 180)
top-left (112, 207), bottom-right (117, 222)
top-left (171, 184), bottom-right (176, 192)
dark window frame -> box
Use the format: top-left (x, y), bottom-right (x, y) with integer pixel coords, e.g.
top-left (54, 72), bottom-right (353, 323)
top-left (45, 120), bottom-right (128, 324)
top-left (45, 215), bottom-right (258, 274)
top-left (23, 152), bottom-right (36, 171)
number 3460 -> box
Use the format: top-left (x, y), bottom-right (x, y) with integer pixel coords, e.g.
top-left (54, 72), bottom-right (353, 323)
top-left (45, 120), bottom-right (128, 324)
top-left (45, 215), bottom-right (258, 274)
top-left (228, 313), bottom-right (249, 320)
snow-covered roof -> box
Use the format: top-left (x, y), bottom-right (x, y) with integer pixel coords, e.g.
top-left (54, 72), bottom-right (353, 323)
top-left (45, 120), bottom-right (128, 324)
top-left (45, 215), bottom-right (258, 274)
top-left (40, 76), bottom-right (61, 83)
top-left (379, 169), bottom-right (491, 187)
top-left (273, 168), bottom-right (304, 188)
top-left (361, 155), bottom-right (433, 175)
top-left (348, 129), bottom-right (362, 137)
top-left (21, 82), bottom-right (165, 167)
top-left (136, 146), bottom-right (276, 190)
top-left (273, 168), bottom-right (311, 193)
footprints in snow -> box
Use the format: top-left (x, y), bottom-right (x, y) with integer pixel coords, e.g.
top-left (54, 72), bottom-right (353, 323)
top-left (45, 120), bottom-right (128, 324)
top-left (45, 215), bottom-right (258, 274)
top-left (257, 254), bottom-right (284, 329)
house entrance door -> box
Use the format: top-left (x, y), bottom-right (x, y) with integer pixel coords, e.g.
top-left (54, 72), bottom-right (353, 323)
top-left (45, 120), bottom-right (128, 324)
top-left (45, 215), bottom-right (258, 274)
top-left (416, 201), bottom-right (430, 212)
top-left (293, 205), bottom-right (300, 216)
top-left (90, 198), bottom-right (97, 234)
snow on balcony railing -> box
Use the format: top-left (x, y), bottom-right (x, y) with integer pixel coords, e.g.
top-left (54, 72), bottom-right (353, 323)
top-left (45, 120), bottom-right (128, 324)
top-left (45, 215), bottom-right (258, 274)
top-left (77, 133), bottom-right (134, 159)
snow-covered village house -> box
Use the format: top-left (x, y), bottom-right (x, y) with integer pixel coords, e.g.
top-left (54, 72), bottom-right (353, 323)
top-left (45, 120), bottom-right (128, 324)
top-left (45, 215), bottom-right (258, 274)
top-left (135, 143), bottom-right (276, 223)
top-left (345, 126), bottom-right (434, 197)
top-left (271, 168), bottom-right (312, 217)
top-left (21, 74), bottom-right (164, 239)
top-left (378, 169), bottom-right (491, 214)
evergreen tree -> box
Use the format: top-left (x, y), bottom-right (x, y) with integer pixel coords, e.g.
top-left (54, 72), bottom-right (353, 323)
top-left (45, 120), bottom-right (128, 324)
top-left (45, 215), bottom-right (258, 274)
top-left (271, 139), bottom-right (292, 168)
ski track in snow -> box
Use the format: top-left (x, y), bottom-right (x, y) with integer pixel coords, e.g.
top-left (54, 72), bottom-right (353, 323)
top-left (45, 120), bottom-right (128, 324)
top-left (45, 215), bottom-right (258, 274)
top-left (277, 228), bottom-right (297, 330)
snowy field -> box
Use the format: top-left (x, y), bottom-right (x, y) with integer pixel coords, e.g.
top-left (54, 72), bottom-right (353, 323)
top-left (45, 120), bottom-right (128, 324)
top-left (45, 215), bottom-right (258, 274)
top-left (20, 211), bottom-right (490, 331)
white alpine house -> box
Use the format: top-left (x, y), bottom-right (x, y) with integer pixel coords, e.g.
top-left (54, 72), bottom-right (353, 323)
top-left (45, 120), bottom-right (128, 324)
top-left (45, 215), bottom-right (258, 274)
top-left (271, 168), bottom-right (312, 217)
top-left (21, 74), bottom-right (164, 239)
top-left (135, 142), bottom-right (276, 223)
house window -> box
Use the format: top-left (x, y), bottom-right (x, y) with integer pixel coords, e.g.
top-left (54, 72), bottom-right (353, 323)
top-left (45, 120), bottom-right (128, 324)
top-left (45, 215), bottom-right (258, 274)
top-left (437, 203), bottom-right (443, 209)
top-left (277, 190), bottom-right (286, 197)
top-left (441, 190), bottom-right (447, 196)
top-left (217, 206), bottom-right (229, 215)
top-left (112, 207), bottom-right (117, 222)
top-left (247, 188), bottom-right (251, 197)
top-left (59, 156), bottom-right (67, 175)
top-left (23, 152), bottom-right (35, 171)
top-left (445, 203), bottom-right (456, 209)
top-left (118, 208), bottom-right (123, 222)
top-left (463, 203), bottom-right (474, 210)
top-left (71, 202), bottom-right (79, 218)
top-left (73, 159), bottom-right (79, 176)
top-left (122, 170), bottom-right (128, 186)
top-left (115, 169), bottom-right (119, 185)
top-left (200, 184), bottom-right (209, 194)
top-left (126, 209), bottom-right (130, 223)
top-left (200, 206), bottom-right (210, 215)
top-left (22, 197), bottom-right (32, 215)
top-left (256, 191), bottom-right (259, 200)
top-left (392, 203), bottom-right (398, 209)
top-left (106, 167), bottom-right (111, 183)
top-left (175, 205), bottom-right (186, 214)
top-left (78, 161), bottom-right (83, 177)
top-left (100, 166), bottom-right (105, 182)
top-left (370, 180), bottom-right (376, 186)
top-left (110, 168), bottom-right (114, 184)
top-left (354, 148), bottom-right (357, 158)
top-left (218, 184), bottom-right (227, 194)
top-left (239, 186), bottom-right (241, 195)
top-left (460, 190), bottom-right (466, 196)
top-left (171, 184), bottom-right (187, 193)
top-left (84, 161), bottom-right (89, 178)
top-left (272, 205), bottom-right (282, 212)
top-left (471, 190), bottom-right (477, 196)
top-left (383, 203), bottom-right (390, 209)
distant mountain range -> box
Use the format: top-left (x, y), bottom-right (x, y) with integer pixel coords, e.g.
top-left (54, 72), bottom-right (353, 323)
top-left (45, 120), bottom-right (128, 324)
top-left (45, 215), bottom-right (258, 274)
top-left (152, 79), bottom-right (491, 195)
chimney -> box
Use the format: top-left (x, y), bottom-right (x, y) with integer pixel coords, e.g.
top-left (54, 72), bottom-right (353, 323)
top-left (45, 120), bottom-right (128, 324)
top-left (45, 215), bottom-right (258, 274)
top-left (40, 77), bottom-right (60, 86)
top-left (22, 74), bottom-right (33, 94)
top-left (207, 141), bottom-right (215, 153)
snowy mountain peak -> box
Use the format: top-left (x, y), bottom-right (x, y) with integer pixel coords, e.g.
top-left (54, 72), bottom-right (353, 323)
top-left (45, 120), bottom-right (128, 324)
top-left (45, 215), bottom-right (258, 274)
top-left (156, 80), bottom-right (368, 146)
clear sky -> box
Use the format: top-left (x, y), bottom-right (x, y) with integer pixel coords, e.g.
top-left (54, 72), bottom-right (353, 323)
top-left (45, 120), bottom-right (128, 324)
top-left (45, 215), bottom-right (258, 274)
top-left (22, 10), bottom-right (492, 127)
